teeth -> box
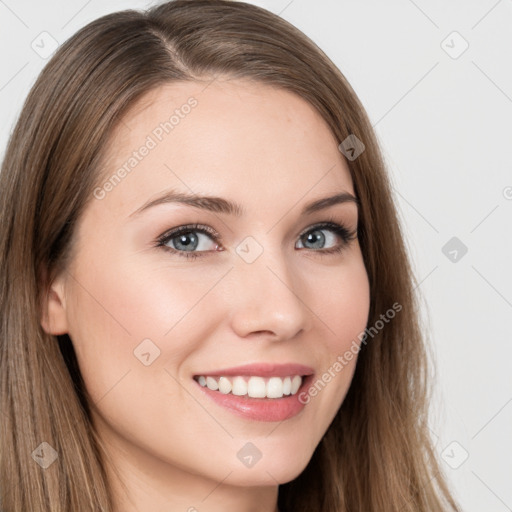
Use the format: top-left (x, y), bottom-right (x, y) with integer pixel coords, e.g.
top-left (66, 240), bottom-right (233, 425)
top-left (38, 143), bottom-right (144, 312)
top-left (248, 376), bottom-right (266, 398)
top-left (282, 376), bottom-right (292, 395)
top-left (291, 375), bottom-right (302, 395)
top-left (218, 376), bottom-right (232, 394)
top-left (206, 376), bottom-right (219, 391)
top-left (232, 376), bottom-right (248, 396)
top-left (196, 374), bottom-right (304, 399)
top-left (267, 377), bottom-right (283, 398)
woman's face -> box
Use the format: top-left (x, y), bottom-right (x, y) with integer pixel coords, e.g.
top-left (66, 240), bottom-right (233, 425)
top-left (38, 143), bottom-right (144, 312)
top-left (44, 79), bottom-right (370, 503)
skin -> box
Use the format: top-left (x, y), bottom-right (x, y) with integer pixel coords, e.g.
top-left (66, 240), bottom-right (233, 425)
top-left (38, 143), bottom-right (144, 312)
top-left (42, 78), bottom-right (370, 512)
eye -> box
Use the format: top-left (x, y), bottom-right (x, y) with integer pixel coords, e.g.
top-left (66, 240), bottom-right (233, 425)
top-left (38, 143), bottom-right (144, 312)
top-left (295, 222), bottom-right (356, 255)
top-left (156, 223), bottom-right (221, 260)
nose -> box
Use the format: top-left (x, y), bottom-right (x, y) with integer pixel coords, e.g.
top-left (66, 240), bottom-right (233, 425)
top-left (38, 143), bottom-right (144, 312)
top-left (227, 247), bottom-right (313, 341)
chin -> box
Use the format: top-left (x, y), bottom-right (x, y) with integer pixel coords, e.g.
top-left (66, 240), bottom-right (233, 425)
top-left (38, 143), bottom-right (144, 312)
top-left (225, 446), bottom-right (314, 487)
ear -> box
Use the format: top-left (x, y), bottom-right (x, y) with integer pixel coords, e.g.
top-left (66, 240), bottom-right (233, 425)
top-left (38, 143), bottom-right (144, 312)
top-left (40, 270), bottom-right (69, 335)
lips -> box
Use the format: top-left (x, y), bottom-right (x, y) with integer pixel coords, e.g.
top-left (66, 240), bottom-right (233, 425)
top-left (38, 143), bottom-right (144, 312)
top-left (192, 363), bottom-right (315, 422)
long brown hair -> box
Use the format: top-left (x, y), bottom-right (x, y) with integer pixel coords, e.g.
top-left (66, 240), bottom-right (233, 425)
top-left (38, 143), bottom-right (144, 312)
top-left (0, 1), bottom-right (461, 510)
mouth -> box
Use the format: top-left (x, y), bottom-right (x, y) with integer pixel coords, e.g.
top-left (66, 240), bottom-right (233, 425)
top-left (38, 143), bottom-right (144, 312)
top-left (192, 364), bottom-right (315, 422)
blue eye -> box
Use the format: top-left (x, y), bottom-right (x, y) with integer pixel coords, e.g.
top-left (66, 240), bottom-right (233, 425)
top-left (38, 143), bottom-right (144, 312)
top-left (156, 221), bottom-right (356, 260)
top-left (157, 223), bottom-right (221, 260)
top-left (296, 222), bottom-right (355, 253)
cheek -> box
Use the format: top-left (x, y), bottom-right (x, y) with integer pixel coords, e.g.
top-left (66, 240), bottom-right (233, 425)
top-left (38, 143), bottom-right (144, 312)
top-left (65, 251), bottom-right (231, 401)
top-left (314, 252), bottom-right (371, 354)
top-left (299, 252), bottom-right (370, 418)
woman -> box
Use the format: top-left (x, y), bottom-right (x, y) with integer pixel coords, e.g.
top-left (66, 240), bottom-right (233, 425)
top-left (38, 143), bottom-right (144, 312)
top-left (0, 0), bottom-right (461, 510)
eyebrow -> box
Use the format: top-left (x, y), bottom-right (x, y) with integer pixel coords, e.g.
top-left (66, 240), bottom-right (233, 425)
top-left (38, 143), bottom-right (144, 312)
top-left (128, 188), bottom-right (358, 219)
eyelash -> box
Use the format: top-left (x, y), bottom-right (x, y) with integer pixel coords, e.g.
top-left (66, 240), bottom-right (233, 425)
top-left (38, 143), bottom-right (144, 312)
top-left (155, 216), bottom-right (357, 261)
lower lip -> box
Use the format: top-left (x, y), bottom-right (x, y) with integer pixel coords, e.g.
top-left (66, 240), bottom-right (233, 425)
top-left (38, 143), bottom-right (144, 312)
top-left (194, 375), bottom-right (314, 422)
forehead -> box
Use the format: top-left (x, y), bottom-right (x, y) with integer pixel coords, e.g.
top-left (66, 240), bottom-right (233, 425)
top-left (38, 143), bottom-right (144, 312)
top-left (95, 78), bottom-right (354, 218)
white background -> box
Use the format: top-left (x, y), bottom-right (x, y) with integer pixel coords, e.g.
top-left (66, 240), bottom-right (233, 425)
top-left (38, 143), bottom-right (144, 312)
top-left (1, 1), bottom-right (511, 510)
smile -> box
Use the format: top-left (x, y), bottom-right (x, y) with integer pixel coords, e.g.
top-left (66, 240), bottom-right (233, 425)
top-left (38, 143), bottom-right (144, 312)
top-left (194, 375), bottom-right (303, 399)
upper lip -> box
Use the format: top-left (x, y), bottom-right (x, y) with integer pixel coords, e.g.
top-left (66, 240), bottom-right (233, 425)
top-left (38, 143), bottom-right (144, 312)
top-left (194, 363), bottom-right (315, 378)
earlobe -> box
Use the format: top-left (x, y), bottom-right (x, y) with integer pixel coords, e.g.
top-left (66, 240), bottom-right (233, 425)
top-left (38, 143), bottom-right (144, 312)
top-left (40, 273), bottom-right (69, 335)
